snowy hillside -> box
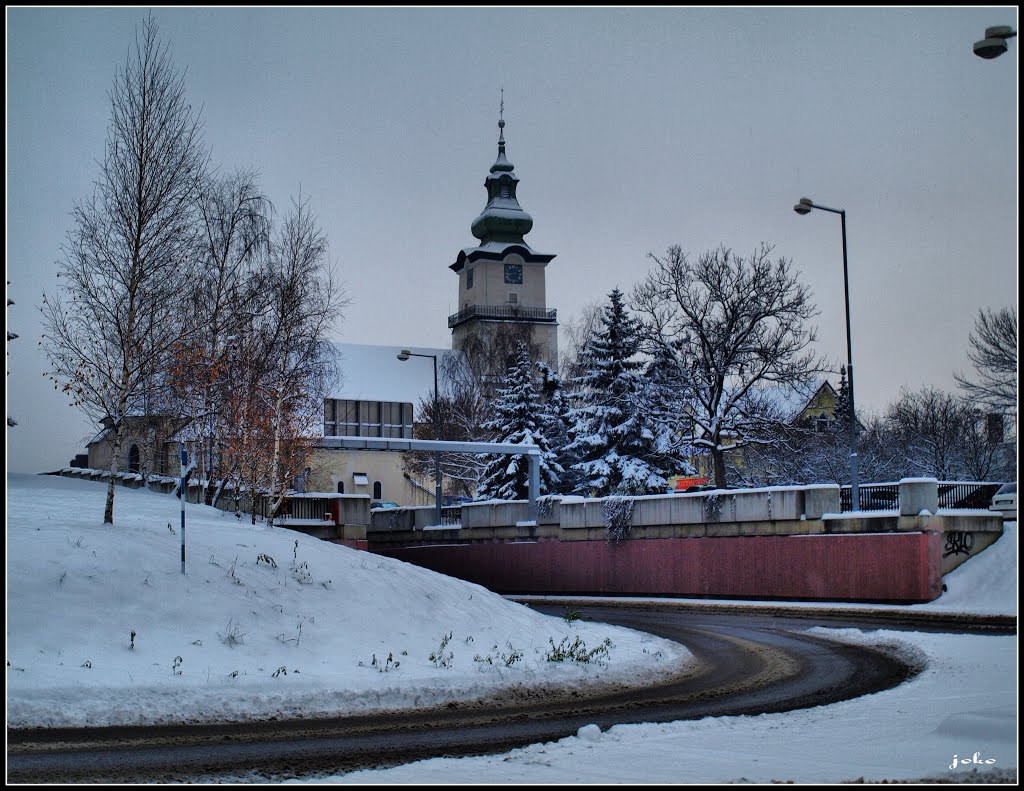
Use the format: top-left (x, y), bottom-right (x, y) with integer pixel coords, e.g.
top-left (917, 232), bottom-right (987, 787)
top-left (6, 473), bottom-right (690, 728)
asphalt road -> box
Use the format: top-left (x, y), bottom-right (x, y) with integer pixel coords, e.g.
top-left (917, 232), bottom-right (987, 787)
top-left (7, 602), bottom-right (1011, 783)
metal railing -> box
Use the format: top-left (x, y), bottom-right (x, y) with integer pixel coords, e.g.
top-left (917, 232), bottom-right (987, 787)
top-left (440, 505), bottom-right (462, 526)
top-left (841, 483), bottom-right (899, 512)
top-left (840, 481), bottom-right (1003, 513)
top-left (448, 304), bottom-right (557, 328)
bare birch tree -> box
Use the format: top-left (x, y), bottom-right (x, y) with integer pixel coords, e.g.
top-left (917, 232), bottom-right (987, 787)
top-left (41, 15), bottom-right (206, 525)
top-left (169, 168), bottom-right (272, 505)
top-left (633, 243), bottom-right (823, 487)
top-left (261, 195), bottom-right (345, 523)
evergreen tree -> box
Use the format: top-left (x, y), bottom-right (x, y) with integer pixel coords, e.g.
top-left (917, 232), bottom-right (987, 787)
top-left (566, 288), bottom-right (671, 496)
top-left (640, 338), bottom-right (698, 479)
top-left (536, 360), bottom-right (576, 493)
top-left (478, 342), bottom-right (562, 500)
top-left (834, 367), bottom-right (852, 433)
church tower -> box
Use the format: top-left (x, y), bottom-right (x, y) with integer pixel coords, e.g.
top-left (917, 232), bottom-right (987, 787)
top-left (449, 104), bottom-right (558, 374)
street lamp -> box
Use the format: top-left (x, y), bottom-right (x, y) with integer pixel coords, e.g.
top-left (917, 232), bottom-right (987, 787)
top-left (973, 26), bottom-right (1016, 59)
top-left (793, 197), bottom-right (860, 512)
top-left (397, 349), bottom-right (443, 527)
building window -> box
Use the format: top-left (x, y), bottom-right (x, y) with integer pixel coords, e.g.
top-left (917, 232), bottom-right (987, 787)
top-left (353, 472), bottom-right (369, 486)
top-left (373, 481), bottom-right (383, 499)
top-left (324, 399), bottom-right (337, 436)
top-left (128, 444), bottom-right (140, 474)
top-left (337, 481), bottom-right (345, 494)
top-left (327, 399), bottom-right (414, 438)
top-left (467, 268), bottom-right (474, 288)
top-left (508, 292), bottom-right (518, 304)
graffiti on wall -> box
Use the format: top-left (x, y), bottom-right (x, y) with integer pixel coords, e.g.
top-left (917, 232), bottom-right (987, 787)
top-left (943, 531), bottom-right (975, 558)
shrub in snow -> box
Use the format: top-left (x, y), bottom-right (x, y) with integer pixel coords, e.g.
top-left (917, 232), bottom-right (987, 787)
top-left (545, 635), bottom-right (613, 665)
top-left (603, 496), bottom-right (634, 543)
top-left (429, 631), bottom-right (455, 668)
top-left (218, 618), bottom-right (246, 648)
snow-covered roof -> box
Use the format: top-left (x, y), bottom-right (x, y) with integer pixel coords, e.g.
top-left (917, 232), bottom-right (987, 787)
top-left (756, 379), bottom-right (836, 423)
top-left (327, 342), bottom-right (461, 404)
top-left (86, 427), bottom-right (112, 447)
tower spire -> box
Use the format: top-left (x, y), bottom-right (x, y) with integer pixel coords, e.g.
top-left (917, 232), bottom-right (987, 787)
top-left (492, 88), bottom-right (512, 173)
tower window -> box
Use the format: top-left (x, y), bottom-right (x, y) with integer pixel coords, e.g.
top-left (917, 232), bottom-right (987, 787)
top-left (467, 268), bottom-right (474, 288)
top-left (508, 292), bottom-right (519, 304)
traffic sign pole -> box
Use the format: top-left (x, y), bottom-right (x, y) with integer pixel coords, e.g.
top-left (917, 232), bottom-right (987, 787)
top-left (180, 449), bottom-right (187, 574)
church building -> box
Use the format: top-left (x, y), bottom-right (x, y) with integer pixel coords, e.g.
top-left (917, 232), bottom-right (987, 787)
top-left (448, 110), bottom-right (558, 375)
top-left (309, 109), bottom-right (560, 503)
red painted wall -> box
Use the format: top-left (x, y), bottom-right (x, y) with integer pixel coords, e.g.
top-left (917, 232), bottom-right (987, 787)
top-left (373, 533), bottom-right (943, 603)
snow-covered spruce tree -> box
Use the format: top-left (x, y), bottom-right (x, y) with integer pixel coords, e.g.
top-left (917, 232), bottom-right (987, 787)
top-left (477, 342), bottom-right (562, 500)
top-left (565, 288), bottom-right (672, 496)
top-left (536, 359), bottom-right (577, 494)
top-left (638, 337), bottom-right (699, 480)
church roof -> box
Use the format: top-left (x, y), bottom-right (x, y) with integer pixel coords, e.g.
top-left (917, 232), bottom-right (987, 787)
top-left (452, 105), bottom-right (555, 272)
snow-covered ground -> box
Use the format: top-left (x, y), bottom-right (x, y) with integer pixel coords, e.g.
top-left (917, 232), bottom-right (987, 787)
top-left (5, 473), bottom-right (689, 729)
top-left (6, 472), bottom-right (1017, 783)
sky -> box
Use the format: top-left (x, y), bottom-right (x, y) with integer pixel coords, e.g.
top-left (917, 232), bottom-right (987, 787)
top-left (5, 7), bottom-right (1019, 474)
top-left (6, 472), bottom-right (1016, 782)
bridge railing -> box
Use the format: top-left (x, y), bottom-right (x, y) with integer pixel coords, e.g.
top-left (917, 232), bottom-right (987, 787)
top-left (840, 481), bottom-right (1003, 512)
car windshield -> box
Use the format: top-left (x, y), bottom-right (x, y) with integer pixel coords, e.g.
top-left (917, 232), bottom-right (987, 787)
top-left (995, 483), bottom-right (1016, 495)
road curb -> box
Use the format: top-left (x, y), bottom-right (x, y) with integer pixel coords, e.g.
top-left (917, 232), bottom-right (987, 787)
top-left (509, 596), bottom-right (1017, 634)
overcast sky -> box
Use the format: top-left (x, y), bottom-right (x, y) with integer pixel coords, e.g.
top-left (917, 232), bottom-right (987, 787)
top-left (6, 7), bottom-right (1018, 474)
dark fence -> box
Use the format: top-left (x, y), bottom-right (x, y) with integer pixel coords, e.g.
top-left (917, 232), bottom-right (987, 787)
top-left (441, 506), bottom-right (462, 526)
top-left (840, 481), bottom-right (1002, 513)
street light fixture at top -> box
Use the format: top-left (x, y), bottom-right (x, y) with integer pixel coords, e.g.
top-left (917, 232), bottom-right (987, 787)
top-left (793, 197), bottom-right (861, 512)
top-left (974, 26), bottom-right (1017, 59)
top-left (397, 349), bottom-right (443, 528)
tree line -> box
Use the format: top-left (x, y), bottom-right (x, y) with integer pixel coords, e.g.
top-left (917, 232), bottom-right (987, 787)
top-left (41, 16), bottom-right (345, 526)
top-left (418, 246), bottom-right (1016, 500)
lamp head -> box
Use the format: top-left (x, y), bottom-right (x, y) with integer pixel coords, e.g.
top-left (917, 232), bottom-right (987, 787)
top-left (974, 37), bottom-right (1009, 59)
top-left (397, 349), bottom-right (411, 361)
top-left (974, 26), bottom-right (1016, 59)
top-left (794, 198), bottom-right (814, 215)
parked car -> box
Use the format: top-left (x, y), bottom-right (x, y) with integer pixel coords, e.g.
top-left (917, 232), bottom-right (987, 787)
top-left (371, 500), bottom-right (400, 510)
top-left (989, 483), bottom-right (1017, 520)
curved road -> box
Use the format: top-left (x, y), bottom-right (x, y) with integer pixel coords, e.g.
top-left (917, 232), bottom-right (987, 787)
top-left (7, 603), bottom-right (1009, 783)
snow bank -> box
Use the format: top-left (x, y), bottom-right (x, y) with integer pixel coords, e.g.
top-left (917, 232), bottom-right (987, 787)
top-left (6, 474), bottom-right (691, 728)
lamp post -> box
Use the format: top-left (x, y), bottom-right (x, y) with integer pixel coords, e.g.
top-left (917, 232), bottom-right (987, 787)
top-left (794, 197), bottom-right (860, 512)
top-left (397, 349), bottom-right (443, 527)
top-left (973, 26), bottom-right (1016, 59)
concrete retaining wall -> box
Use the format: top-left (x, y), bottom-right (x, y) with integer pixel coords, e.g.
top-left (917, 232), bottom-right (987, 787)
top-left (375, 531), bottom-right (945, 603)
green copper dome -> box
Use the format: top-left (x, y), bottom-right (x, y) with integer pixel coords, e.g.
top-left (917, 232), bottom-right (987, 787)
top-left (470, 118), bottom-right (534, 244)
